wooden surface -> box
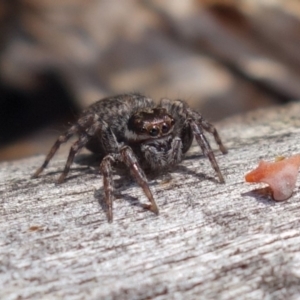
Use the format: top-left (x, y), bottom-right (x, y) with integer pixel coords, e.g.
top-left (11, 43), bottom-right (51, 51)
top-left (2, 103), bottom-right (300, 299)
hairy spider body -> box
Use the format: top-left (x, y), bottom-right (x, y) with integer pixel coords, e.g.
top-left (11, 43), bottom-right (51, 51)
top-left (33, 93), bottom-right (227, 222)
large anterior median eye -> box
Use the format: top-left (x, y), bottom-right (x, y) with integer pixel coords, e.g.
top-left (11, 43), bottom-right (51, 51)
top-left (149, 126), bottom-right (159, 136)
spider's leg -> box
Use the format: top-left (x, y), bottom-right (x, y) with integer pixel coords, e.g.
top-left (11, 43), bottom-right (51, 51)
top-left (199, 119), bottom-right (227, 154)
top-left (56, 135), bottom-right (89, 183)
top-left (160, 98), bottom-right (226, 182)
top-left (120, 146), bottom-right (159, 215)
top-left (98, 124), bottom-right (129, 222)
top-left (32, 114), bottom-right (95, 178)
top-left (56, 121), bottom-right (102, 183)
top-left (100, 155), bottom-right (116, 222)
top-left (32, 125), bottom-right (80, 178)
top-left (190, 121), bottom-right (225, 183)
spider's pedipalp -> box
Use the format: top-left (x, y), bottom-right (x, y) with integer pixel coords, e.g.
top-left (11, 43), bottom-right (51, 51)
top-left (141, 136), bottom-right (183, 169)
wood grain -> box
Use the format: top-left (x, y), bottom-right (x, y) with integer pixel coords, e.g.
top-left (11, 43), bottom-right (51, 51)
top-left (2, 102), bottom-right (300, 299)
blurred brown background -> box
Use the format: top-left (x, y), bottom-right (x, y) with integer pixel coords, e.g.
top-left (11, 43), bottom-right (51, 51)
top-left (1, 0), bottom-right (300, 160)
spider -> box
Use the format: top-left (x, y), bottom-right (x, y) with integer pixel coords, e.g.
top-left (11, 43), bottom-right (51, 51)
top-left (32, 93), bottom-right (227, 222)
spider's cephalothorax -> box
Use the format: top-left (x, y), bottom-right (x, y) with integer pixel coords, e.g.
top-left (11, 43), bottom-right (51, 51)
top-left (32, 93), bottom-right (227, 222)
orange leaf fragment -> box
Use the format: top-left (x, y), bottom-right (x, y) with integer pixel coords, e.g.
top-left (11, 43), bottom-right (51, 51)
top-left (245, 155), bottom-right (300, 201)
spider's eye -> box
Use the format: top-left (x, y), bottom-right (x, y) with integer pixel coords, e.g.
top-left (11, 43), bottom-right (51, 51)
top-left (149, 126), bottom-right (159, 136)
top-left (140, 127), bottom-right (147, 133)
top-left (161, 123), bottom-right (169, 133)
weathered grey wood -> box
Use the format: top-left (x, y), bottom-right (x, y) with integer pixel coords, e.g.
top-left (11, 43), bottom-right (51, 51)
top-left (2, 103), bottom-right (300, 299)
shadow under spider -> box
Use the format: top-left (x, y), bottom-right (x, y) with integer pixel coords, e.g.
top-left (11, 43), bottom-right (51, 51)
top-left (52, 151), bottom-right (218, 192)
top-left (55, 152), bottom-right (218, 182)
top-left (36, 153), bottom-right (100, 181)
top-left (74, 153), bottom-right (103, 167)
top-left (46, 166), bottom-right (94, 180)
top-left (94, 184), bottom-right (151, 220)
top-left (46, 152), bottom-right (222, 219)
top-left (171, 165), bottom-right (219, 184)
top-left (74, 153), bottom-right (142, 179)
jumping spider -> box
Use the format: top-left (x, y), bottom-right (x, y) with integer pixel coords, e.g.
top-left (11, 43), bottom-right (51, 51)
top-left (33, 93), bottom-right (227, 222)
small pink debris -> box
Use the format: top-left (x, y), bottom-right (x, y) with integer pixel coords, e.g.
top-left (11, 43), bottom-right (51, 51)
top-left (245, 155), bottom-right (300, 201)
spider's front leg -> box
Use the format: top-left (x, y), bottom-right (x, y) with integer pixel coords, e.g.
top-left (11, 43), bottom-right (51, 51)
top-left (99, 145), bottom-right (158, 222)
top-left (120, 146), bottom-right (159, 215)
top-left (190, 121), bottom-right (224, 183)
top-left (198, 118), bottom-right (227, 155)
top-left (187, 111), bottom-right (227, 183)
top-left (160, 98), bottom-right (227, 183)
